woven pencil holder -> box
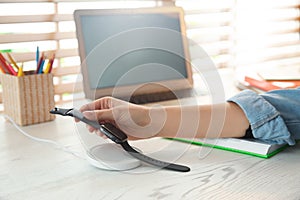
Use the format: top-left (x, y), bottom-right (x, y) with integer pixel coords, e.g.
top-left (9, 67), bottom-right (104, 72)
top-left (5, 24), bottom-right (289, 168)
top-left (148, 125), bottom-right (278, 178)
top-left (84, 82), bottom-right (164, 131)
top-left (0, 72), bottom-right (55, 126)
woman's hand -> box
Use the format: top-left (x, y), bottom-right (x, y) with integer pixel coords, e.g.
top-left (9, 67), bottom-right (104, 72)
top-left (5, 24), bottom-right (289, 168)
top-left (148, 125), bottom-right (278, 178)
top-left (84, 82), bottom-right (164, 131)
top-left (75, 96), bottom-right (250, 141)
top-left (76, 97), bottom-right (166, 140)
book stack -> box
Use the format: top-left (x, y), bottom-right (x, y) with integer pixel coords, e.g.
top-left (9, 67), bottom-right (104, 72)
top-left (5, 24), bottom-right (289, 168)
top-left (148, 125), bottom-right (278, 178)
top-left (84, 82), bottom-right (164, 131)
top-left (241, 67), bottom-right (300, 92)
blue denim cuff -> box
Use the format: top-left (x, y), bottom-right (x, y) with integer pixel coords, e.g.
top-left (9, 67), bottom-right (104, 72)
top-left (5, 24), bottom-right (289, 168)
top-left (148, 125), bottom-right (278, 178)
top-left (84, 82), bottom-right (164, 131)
top-left (227, 90), bottom-right (295, 145)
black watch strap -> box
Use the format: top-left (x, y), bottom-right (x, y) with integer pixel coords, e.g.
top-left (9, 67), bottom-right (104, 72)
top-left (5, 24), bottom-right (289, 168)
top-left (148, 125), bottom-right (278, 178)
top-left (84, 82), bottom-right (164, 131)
top-left (50, 107), bottom-right (190, 172)
top-left (121, 141), bottom-right (190, 172)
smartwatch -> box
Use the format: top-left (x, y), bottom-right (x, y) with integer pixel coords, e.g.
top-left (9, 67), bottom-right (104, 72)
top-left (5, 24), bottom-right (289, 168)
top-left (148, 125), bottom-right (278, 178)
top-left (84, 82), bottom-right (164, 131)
top-left (50, 107), bottom-right (190, 172)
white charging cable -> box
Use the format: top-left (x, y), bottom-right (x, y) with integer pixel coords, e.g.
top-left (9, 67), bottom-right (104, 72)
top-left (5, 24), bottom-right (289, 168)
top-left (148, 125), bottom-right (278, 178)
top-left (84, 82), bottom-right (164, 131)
top-left (2, 114), bottom-right (86, 160)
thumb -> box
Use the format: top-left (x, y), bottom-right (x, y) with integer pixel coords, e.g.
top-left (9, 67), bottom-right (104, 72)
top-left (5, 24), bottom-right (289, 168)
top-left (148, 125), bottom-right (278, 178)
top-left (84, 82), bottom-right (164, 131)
top-left (83, 109), bottom-right (114, 122)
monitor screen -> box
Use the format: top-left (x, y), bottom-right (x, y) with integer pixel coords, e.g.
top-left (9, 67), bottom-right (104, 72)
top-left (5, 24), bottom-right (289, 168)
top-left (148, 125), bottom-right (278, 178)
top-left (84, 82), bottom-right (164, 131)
top-left (74, 7), bottom-right (193, 99)
top-left (79, 12), bottom-right (188, 89)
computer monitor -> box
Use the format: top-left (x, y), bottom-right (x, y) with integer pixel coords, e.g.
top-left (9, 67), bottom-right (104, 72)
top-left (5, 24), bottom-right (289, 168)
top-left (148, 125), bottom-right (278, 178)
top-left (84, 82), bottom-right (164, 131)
top-left (74, 7), bottom-right (193, 100)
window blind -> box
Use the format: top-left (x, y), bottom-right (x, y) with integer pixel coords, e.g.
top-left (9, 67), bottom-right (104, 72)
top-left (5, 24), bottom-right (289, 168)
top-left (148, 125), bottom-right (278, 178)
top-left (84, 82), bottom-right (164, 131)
top-left (176, 0), bottom-right (236, 69)
top-left (233, 0), bottom-right (300, 71)
top-left (0, 0), bottom-right (162, 110)
top-left (176, 0), bottom-right (300, 71)
top-left (0, 0), bottom-right (299, 111)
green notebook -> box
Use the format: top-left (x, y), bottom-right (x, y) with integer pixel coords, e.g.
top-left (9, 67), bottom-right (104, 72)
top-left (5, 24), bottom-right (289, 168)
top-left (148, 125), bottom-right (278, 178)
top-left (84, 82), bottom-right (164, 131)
top-left (169, 138), bottom-right (288, 158)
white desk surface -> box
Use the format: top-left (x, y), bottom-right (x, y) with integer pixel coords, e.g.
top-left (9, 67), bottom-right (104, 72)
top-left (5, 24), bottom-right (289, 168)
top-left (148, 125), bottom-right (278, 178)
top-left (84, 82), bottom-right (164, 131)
top-left (1, 69), bottom-right (300, 200)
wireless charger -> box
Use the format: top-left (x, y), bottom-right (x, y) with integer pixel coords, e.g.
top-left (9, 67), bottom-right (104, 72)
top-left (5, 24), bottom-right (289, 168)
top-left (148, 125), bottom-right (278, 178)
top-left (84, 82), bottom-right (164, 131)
top-left (86, 143), bottom-right (141, 171)
top-left (70, 111), bottom-right (140, 171)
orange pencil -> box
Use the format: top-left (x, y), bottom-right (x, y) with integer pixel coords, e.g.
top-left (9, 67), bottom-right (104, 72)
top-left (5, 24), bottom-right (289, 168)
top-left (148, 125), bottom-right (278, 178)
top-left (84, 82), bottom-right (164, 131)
top-left (7, 52), bottom-right (19, 71)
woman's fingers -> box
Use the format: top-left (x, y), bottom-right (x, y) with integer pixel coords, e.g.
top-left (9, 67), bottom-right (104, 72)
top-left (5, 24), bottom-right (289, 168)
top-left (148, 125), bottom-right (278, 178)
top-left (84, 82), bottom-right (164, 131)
top-left (79, 96), bottom-right (125, 112)
top-left (82, 109), bottom-right (115, 122)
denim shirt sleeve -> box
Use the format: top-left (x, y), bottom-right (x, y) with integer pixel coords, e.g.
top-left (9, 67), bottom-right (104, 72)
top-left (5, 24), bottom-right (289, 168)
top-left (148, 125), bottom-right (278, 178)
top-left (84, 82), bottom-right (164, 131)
top-left (227, 89), bottom-right (298, 145)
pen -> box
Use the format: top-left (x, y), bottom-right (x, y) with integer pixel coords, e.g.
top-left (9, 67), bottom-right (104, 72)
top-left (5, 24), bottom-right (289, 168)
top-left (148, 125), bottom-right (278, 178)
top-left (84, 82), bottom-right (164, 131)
top-left (17, 64), bottom-right (24, 77)
top-left (44, 53), bottom-right (55, 74)
top-left (0, 62), bottom-right (8, 74)
top-left (0, 53), bottom-right (10, 73)
top-left (44, 59), bottom-right (51, 74)
top-left (36, 46), bottom-right (39, 68)
top-left (38, 57), bottom-right (46, 74)
top-left (7, 52), bottom-right (19, 70)
top-left (0, 53), bottom-right (17, 76)
top-left (48, 54), bottom-right (55, 73)
top-left (0, 57), bottom-right (9, 73)
top-left (36, 52), bottom-right (44, 74)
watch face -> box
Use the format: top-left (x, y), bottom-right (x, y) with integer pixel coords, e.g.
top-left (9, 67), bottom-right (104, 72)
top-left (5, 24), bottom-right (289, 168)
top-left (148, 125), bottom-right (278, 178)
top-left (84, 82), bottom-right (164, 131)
top-left (101, 123), bottom-right (128, 142)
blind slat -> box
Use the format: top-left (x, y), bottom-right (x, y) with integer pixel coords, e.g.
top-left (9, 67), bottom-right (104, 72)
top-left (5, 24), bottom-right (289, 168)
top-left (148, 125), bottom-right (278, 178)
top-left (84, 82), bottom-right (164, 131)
top-left (54, 82), bottom-right (83, 94)
top-left (0, 14), bottom-right (73, 24)
top-left (184, 9), bottom-right (232, 15)
top-left (235, 50), bottom-right (300, 66)
top-left (1, 32), bottom-right (76, 44)
top-left (52, 65), bottom-right (80, 76)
